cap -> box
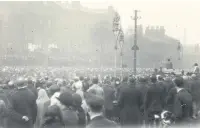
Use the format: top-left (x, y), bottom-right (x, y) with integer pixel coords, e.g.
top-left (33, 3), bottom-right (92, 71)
top-left (57, 92), bottom-right (73, 107)
top-left (72, 93), bottom-right (82, 107)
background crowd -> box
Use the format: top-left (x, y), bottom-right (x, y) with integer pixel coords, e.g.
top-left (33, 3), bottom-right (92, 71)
top-left (0, 64), bottom-right (199, 128)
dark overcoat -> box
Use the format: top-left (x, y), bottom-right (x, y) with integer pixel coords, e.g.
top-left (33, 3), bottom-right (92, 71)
top-left (118, 84), bottom-right (143, 126)
top-left (6, 87), bottom-right (37, 128)
top-left (144, 83), bottom-right (165, 122)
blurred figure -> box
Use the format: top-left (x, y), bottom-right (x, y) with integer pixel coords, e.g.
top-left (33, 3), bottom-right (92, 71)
top-left (82, 77), bottom-right (90, 92)
top-left (7, 77), bottom-right (37, 128)
top-left (27, 78), bottom-right (38, 99)
top-left (137, 76), bottom-right (149, 115)
top-left (193, 63), bottom-right (200, 75)
top-left (87, 76), bottom-right (104, 98)
top-left (172, 76), bottom-right (193, 124)
top-left (72, 77), bottom-right (83, 92)
top-left (42, 105), bottom-right (64, 128)
top-left (144, 75), bottom-right (165, 125)
top-left (102, 78), bottom-right (115, 120)
top-left (190, 74), bottom-right (200, 118)
top-left (153, 68), bottom-right (158, 76)
top-left (158, 67), bottom-right (165, 76)
top-left (118, 77), bottom-right (143, 126)
top-left (49, 85), bottom-right (61, 107)
top-left (165, 58), bottom-right (173, 69)
top-left (35, 89), bottom-right (50, 128)
top-left (85, 88), bottom-right (118, 128)
top-left (116, 76), bottom-right (128, 101)
top-left (0, 84), bottom-right (10, 128)
top-left (72, 93), bottom-right (86, 127)
top-left (57, 92), bottom-right (78, 127)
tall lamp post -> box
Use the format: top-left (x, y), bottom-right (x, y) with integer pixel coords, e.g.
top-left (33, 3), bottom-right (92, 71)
top-left (113, 12), bottom-right (121, 77)
top-left (131, 10), bottom-right (140, 76)
top-left (119, 30), bottom-right (124, 78)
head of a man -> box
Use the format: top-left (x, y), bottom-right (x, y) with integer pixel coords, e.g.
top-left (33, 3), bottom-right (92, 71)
top-left (85, 88), bottom-right (104, 116)
top-left (173, 76), bottom-right (184, 88)
top-left (194, 63), bottom-right (198, 67)
top-left (150, 75), bottom-right (157, 83)
top-left (16, 77), bottom-right (26, 87)
top-left (92, 76), bottom-right (98, 85)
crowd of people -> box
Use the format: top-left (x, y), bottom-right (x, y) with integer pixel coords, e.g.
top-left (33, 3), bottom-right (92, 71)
top-left (0, 64), bottom-right (200, 128)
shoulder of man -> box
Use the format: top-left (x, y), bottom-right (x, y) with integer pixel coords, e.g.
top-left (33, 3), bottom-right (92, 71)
top-left (8, 88), bottom-right (18, 98)
top-left (86, 118), bottom-right (119, 128)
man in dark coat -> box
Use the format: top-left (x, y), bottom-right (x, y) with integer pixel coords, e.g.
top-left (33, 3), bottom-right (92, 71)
top-left (116, 76), bottom-right (128, 101)
top-left (190, 74), bottom-right (200, 118)
top-left (103, 80), bottom-right (115, 120)
top-left (7, 77), bottom-right (37, 128)
top-left (136, 76), bottom-right (149, 120)
top-left (0, 85), bottom-right (11, 128)
top-left (144, 75), bottom-right (165, 124)
top-left (172, 76), bottom-right (193, 124)
top-left (85, 88), bottom-right (118, 128)
top-left (118, 77), bottom-right (143, 126)
top-left (27, 78), bottom-right (38, 99)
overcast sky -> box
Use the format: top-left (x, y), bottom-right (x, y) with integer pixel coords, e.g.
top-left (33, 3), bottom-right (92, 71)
top-left (67, 0), bottom-right (200, 45)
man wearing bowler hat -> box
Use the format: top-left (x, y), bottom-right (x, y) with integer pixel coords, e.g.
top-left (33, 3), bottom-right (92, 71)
top-left (7, 77), bottom-right (37, 128)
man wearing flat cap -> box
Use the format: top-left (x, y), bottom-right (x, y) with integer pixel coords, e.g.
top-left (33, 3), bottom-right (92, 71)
top-left (85, 88), bottom-right (118, 128)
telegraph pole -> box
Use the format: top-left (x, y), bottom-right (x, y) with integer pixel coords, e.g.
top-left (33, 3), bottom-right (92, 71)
top-left (113, 12), bottom-right (121, 77)
top-left (131, 10), bottom-right (140, 76)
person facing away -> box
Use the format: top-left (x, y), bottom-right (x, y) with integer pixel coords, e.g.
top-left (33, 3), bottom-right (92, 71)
top-left (172, 76), bottom-right (193, 125)
top-left (117, 77), bottom-right (143, 126)
top-left (7, 77), bottom-right (37, 128)
top-left (116, 76), bottom-right (128, 101)
top-left (85, 88), bottom-right (119, 128)
top-left (0, 85), bottom-right (10, 128)
top-left (187, 74), bottom-right (200, 118)
top-left (144, 75), bottom-right (165, 124)
top-left (56, 92), bottom-right (79, 127)
top-left (102, 79), bottom-right (115, 120)
top-left (72, 93), bottom-right (86, 127)
top-left (35, 89), bottom-right (50, 128)
top-left (87, 76), bottom-right (104, 98)
top-left (42, 105), bottom-right (64, 128)
top-left (193, 63), bottom-right (200, 75)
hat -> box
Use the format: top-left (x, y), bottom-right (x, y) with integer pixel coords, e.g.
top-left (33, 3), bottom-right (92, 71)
top-left (191, 74), bottom-right (197, 79)
top-left (85, 88), bottom-right (104, 106)
top-left (128, 77), bottom-right (136, 84)
top-left (45, 105), bottom-right (60, 117)
top-left (92, 76), bottom-right (98, 84)
top-left (8, 81), bottom-right (14, 87)
top-left (16, 77), bottom-right (26, 86)
top-left (194, 63), bottom-right (198, 66)
top-left (72, 93), bottom-right (82, 107)
top-left (57, 92), bottom-right (73, 107)
top-left (49, 85), bottom-right (60, 93)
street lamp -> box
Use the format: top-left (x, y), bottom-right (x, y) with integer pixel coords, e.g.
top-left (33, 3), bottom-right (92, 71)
top-left (119, 30), bottom-right (124, 78)
top-left (113, 12), bottom-right (121, 77)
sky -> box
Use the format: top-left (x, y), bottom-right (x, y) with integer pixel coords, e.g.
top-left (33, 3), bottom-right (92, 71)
top-left (67, 0), bottom-right (200, 45)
